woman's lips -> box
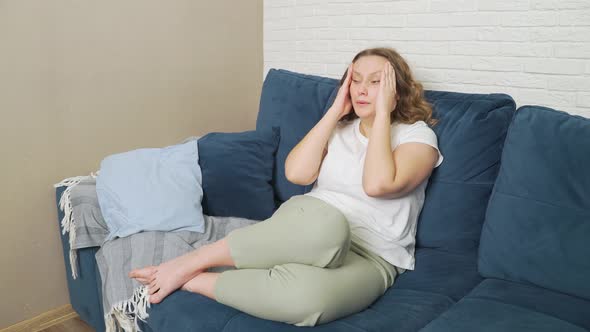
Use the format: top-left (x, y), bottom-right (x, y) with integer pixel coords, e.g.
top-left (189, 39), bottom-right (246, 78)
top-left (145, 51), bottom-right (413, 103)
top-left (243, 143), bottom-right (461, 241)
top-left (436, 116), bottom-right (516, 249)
top-left (356, 101), bottom-right (370, 106)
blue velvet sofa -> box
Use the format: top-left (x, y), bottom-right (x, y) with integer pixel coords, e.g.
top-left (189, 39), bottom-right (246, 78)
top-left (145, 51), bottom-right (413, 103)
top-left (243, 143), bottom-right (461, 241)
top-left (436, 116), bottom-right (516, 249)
top-left (55, 68), bottom-right (590, 332)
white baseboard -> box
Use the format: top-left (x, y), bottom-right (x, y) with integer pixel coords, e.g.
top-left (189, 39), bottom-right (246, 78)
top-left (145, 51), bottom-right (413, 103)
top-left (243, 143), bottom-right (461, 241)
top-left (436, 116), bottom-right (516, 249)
top-left (1, 304), bottom-right (78, 332)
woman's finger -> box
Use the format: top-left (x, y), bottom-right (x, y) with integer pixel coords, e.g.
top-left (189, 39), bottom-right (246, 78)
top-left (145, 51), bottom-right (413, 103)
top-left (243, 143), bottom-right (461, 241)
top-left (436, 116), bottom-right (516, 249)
top-left (345, 63), bottom-right (353, 86)
top-left (383, 63), bottom-right (388, 88)
top-left (387, 62), bottom-right (393, 90)
top-left (344, 64), bottom-right (350, 82)
top-left (390, 62), bottom-right (396, 92)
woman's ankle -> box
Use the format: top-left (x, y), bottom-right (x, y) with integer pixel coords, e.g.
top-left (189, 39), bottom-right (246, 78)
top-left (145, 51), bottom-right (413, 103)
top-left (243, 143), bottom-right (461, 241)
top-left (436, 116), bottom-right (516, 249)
top-left (196, 239), bottom-right (235, 269)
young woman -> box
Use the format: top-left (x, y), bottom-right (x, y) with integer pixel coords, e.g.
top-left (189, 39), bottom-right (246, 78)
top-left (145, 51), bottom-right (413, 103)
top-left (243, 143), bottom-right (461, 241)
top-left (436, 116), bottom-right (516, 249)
top-left (129, 47), bottom-right (443, 327)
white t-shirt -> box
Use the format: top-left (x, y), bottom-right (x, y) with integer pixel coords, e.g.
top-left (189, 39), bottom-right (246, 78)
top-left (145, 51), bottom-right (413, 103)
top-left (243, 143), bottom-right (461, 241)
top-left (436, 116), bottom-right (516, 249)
top-left (305, 117), bottom-right (443, 270)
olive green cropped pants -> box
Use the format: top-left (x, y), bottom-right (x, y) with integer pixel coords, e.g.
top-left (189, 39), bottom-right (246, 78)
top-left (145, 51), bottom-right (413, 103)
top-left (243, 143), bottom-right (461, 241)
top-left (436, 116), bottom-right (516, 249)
top-left (214, 195), bottom-right (404, 327)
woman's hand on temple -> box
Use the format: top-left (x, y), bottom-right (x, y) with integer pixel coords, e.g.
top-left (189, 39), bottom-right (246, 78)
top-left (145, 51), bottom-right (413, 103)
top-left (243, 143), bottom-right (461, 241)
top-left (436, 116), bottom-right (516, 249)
top-left (330, 63), bottom-right (354, 120)
top-left (375, 62), bottom-right (398, 117)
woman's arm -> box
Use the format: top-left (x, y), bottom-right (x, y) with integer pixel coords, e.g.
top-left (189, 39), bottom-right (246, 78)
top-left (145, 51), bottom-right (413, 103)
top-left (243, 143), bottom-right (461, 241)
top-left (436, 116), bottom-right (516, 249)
top-left (284, 108), bottom-right (340, 185)
top-left (363, 111), bottom-right (438, 198)
top-left (286, 63), bottom-right (354, 186)
top-left (363, 61), bottom-right (438, 198)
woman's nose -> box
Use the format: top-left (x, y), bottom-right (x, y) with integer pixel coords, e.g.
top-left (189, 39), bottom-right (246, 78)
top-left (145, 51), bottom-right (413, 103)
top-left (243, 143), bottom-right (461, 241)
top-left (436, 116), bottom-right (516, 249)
top-left (358, 84), bottom-right (368, 95)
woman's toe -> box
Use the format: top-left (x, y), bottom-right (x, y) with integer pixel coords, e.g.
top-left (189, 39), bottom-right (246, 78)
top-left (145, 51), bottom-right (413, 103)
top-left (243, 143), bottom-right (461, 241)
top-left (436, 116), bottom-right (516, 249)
top-left (129, 266), bottom-right (156, 279)
top-left (148, 284), bottom-right (160, 295)
top-left (134, 278), bottom-right (150, 285)
top-left (150, 292), bottom-right (164, 304)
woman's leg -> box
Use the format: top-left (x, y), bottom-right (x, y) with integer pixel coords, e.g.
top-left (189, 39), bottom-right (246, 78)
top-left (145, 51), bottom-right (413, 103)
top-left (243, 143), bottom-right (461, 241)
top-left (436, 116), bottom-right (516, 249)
top-left (227, 195), bottom-right (351, 269)
top-left (180, 272), bottom-right (220, 300)
top-left (131, 238), bottom-right (234, 303)
top-left (209, 250), bottom-right (397, 327)
top-left (131, 195), bottom-right (351, 303)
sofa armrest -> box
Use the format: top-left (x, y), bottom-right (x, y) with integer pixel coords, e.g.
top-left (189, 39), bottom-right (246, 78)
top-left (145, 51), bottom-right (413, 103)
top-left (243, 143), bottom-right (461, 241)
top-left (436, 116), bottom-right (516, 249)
top-left (56, 186), bottom-right (106, 332)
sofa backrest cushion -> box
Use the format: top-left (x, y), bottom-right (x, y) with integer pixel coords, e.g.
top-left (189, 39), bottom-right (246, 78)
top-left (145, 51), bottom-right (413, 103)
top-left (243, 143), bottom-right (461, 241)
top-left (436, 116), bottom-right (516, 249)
top-left (256, 69), bottom-right (517, 252)
top-left (256, 69), bottom-right (338, 203)
top-left (416, 91), bottom-right (516, 251)
top-left (198, 129), bottom-right (279, 220)
top-left (478, 106), bottom-right (590, 300)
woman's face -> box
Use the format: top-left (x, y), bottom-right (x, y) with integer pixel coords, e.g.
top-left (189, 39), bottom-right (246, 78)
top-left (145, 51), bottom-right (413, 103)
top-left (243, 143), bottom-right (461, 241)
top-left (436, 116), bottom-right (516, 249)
top-left (350, 55), bottom-right (390, 119)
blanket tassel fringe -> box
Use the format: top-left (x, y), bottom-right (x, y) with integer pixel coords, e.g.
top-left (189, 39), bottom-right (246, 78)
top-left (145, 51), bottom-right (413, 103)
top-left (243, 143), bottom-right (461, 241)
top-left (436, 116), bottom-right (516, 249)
top-left (105, 286), bottom-right (151, 332)
top-left (54, 172), bottom-right (98, 279)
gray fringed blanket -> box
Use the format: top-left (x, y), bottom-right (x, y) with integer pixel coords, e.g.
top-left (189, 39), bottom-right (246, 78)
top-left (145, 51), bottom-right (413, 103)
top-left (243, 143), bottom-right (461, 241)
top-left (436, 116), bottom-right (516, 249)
top-left (54, 175), bottom-right (258, 331)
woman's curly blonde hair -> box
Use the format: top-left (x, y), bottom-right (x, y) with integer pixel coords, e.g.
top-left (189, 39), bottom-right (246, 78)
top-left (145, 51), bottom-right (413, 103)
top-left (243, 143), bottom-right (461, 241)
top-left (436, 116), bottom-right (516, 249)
top-left (340, 47), bottom-right (437, 126)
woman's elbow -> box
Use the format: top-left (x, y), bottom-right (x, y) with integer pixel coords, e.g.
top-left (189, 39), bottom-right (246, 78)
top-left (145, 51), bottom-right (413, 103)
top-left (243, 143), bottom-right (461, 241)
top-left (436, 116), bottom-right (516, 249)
top-left (363, 183), bottom-right (385, 198)
top-left (285, 168), bottom-right (317, 186)
top-left (363, 182), bottom-right (407, 198)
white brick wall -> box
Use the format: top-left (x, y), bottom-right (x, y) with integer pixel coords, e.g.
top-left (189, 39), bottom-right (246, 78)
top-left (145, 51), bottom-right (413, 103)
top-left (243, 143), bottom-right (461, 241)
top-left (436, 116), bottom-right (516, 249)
top-left (264, 0), bottom-right (590, 117)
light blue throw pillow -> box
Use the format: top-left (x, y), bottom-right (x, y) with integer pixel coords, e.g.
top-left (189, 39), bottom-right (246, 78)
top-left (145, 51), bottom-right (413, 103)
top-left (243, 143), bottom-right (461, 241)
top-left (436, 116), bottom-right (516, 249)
top-left (96, 140), bottom-right (205, 241)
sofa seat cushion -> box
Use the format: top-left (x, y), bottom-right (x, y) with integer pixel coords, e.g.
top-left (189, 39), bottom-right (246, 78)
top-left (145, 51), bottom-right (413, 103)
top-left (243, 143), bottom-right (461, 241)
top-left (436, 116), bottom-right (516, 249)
top-left (420, 278), bottom-right (590, 332)
top-left (391, 248), bottom-right (483, 302)
top-left (144, 290), bottom-right (454, 332)
top-left (145, 290), bottom-right (241, 331)
top-left (478, 106), bottom-right (590, 300)
top-left (220, 289), bottom-right (455, 332)
top-left (144, 248), bottom-right (481, 332)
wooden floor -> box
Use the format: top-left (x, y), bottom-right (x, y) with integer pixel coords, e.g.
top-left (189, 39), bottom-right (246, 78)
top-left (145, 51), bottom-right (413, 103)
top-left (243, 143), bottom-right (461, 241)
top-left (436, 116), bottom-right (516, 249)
top-left (38, 317), bottom-right (94, 332)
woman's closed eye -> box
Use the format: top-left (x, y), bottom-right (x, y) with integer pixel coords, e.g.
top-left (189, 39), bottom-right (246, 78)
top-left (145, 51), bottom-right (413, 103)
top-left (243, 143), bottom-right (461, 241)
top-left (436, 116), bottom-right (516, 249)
top-left (351, 79), bottom-right (379, 84)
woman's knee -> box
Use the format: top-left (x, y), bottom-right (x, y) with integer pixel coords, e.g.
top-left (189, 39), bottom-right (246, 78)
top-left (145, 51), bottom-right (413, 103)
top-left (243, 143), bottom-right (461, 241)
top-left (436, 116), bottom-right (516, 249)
top-left (311, 211), bottom-right (350, 267)
top-left (247, 259), bottom-right (383, 327)
top-left (311, 210), bottom-right (350, 249)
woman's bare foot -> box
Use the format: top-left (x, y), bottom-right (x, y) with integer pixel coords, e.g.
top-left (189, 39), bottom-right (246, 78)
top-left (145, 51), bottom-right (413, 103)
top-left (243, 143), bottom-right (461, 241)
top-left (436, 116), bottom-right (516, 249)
top-left (128, 251), bottom-right (203, 304)
top-left (128, 239), bottom-right (234, 304)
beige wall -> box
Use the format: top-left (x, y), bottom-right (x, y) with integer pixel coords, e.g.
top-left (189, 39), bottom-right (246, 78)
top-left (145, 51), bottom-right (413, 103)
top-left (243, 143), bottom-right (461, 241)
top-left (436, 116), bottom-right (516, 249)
top-left (0, 0), bottom-right (262, 328)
